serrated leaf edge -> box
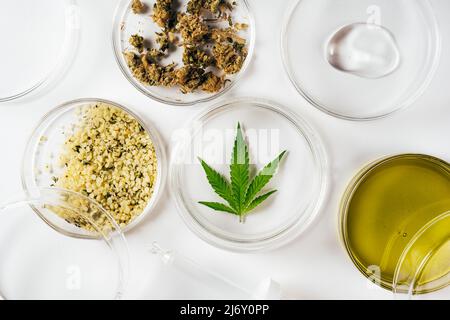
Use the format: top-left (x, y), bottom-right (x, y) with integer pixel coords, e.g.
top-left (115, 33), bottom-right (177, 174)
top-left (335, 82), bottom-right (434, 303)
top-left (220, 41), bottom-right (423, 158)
top-left (199, 157), bottom-right (236, 210)
top-left (244, 150), bottom-right (286, 208)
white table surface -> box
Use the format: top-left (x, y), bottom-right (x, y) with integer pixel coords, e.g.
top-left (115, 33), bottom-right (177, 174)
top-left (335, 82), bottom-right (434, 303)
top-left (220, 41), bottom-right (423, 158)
top-left (0, 0), bottom-right (449, 300)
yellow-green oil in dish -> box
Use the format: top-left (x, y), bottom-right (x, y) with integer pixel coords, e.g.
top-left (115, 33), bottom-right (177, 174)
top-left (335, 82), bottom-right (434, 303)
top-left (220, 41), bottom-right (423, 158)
top-left (340, 154), bottom-right (450, 293)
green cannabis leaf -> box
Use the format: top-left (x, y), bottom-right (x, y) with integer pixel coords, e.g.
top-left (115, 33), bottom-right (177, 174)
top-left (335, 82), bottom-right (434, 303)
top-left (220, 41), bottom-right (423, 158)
top-left (198, 123), bottom-right (287, 223)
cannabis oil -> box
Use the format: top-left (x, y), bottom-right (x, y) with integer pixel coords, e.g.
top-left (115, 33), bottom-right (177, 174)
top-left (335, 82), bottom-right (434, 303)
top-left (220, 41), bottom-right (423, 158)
top-left (340, 154), bottom-right (450, 292)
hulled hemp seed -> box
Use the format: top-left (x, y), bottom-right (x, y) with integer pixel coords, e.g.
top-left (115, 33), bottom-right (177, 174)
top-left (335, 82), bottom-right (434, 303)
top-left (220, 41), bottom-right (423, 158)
top-left (54, 103), bottom-right (157, 230)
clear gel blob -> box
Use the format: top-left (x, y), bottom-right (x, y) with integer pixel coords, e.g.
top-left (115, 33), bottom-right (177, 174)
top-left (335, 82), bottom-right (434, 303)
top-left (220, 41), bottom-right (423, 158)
top-left (326, 23), bottom-right (401, 79)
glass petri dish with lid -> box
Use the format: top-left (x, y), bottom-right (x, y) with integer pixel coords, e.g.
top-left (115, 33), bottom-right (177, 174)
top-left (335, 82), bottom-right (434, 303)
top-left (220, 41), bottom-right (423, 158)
top-left (21, 98), bottom-right (166, 233)
top-left (0, 188), bottom-right (129, 300)
top-left (393, 211), bottom-right (449, 300)
top-left (340, 154), bottom-right (449, 298)
top-left (112, 0), bottom-right (255, 106)
top-left (170, 98), bottom-right (328, 252)
top-left (0, 0), bottom-right (80, 103)
top-left (281, 0), bottom-right (441, 120)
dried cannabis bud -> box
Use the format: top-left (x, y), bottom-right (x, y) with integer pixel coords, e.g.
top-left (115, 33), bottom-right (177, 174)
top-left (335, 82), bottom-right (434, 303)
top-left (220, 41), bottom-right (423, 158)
top-left (211, 27), bottom-right (246, 45)
top-left (129, 34), bottom-right (145, 53)
top-left (182, 45), bottom-right (214, 68)
top-left (155, 32), bottom-right (170, 52)
top-left (211, 27), bottom-right (247, 74)
top-left (213, 40), bottom-right (247, 74)
top-left (201, 72), bottom-right (225, 93)
top-left (124, 51), bottom-right (151, 83)
top-left (131, 0), bottom-right (146, 14)
top-left (152, 0), bottom-right (174, 29)
top-left (175, 65), bottom-right (206, 93)
top-left (141, 51), bottom-right (177, 86)
top-left (176, 13), bottom-right (209, 44)
top-left (187, 0), bottom-right (225, 14)
top-left (124, 0), bottom-right (248, 94)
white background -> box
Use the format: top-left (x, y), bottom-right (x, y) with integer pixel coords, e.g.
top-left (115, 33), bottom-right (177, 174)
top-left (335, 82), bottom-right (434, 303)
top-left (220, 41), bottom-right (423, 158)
top-left (0, 0), bottom-right (449, 299)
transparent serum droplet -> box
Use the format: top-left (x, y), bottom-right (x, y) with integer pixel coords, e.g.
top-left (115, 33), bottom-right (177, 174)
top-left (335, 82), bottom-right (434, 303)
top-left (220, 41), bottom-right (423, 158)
top-left (326, 23), bottom-right (401, 79)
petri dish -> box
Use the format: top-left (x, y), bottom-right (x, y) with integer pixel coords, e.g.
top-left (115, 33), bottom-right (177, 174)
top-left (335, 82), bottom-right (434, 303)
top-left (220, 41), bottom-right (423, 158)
top-left (170, 98), bottom-right (328, 252)
top-left (393, 211), bottom-right (449, 300)
top-left (0, 188), bottom-right (129, 300)
top-left (112, 0), bottom-right (255, 106)
top-left (0, 0), bottom-right (80, 103)
top-left (282, 0), bottom-right (441, 120)
top-left (21, 98), bottom-right (166, 233)
top-left (340, 154), bottom-right (450, 297)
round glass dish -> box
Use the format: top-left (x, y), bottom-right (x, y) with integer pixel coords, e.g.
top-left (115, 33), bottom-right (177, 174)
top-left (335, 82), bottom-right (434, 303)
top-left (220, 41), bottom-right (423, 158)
top-left (0, 0), bottom-right (80, 103)
top-left (0, 188), bottom-right (129, 300)
top-left (339, 154), bottom-right (450, 298)
top-left (112, 0), bottom-right (255, 106)
top-left (393, 211), bottom-right (449, 300)
top-left (21, 98), bottom-right (166, 233)
top-left (170, 98), bottom-right (328, 252)
top-left (281, 0), bottom-right (441, 120)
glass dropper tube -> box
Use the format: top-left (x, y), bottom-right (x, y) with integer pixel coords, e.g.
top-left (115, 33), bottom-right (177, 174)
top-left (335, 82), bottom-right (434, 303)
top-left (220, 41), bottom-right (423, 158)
top-left (150, 242), bottom-right (283, 300)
